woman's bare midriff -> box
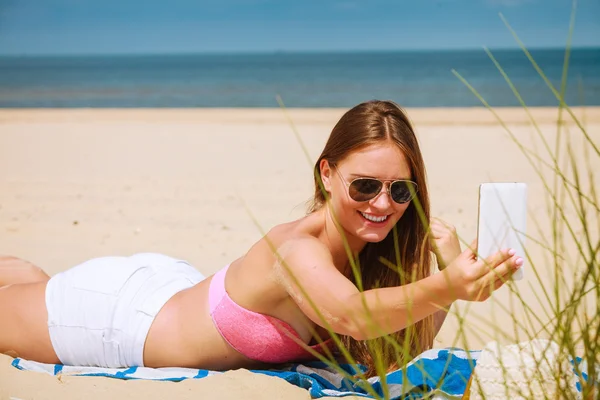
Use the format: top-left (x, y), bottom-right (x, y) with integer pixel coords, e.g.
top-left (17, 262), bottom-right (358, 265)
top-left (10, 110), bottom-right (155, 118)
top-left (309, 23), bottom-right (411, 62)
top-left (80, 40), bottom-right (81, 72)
top-left (142, 275), bottom-right (265, 371)
top-left (144, 220), bottom-right (333, 370)
top-left (0, 280), bottom-right (60, 364)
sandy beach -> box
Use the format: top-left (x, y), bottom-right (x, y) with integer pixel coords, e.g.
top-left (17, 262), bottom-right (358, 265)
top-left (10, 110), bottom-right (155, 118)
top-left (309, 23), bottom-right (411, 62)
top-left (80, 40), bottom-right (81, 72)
top-left (1, 107), bottom-right (599, 399)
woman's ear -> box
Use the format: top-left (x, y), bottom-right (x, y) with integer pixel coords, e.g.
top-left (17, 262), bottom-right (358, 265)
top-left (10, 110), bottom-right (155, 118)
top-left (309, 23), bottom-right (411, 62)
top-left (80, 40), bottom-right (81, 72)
top-left (319, 159), bottom-right (333, 194)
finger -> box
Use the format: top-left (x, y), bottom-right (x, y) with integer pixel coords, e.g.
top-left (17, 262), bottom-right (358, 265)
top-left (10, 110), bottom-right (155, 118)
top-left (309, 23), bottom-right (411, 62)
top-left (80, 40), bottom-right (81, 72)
top-left (432, 217), bottom-right (455, 230)
top-left (430, 218), bottom-right (446, 229)
top-left (484, 259), bottom-right (522, 294)
top-left (431, 216), bottom-right (447, 225)
top-left (430, 224), bottom-right (452, 238)
top-left (430, 229), bottom-right (444, 239)
top-left (430, 222), bottom-right (445, 232)
top-left (480, 248), bottom-right (515, 272)
top-left (481, 267), bottom-right (513, 299)
top-left (430, 218), bottom-right (449, 232)
top-left (490, 267), bottom-right (518, 292)
top-left (463, 239), bottom-right (478, 258)
top-left (429, 220), bottom-right (441, 232)
top-left (492, 276), bottom-right (508, 291)
top-left (429, 232), bottom-right (447, 242)
top-left (485, 256), bottom-right (518, 279)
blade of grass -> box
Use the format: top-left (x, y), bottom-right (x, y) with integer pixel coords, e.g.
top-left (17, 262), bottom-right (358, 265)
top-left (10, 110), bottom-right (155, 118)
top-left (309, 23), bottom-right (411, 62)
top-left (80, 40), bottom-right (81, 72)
top-left (498, 12), bottom-right (600, 158)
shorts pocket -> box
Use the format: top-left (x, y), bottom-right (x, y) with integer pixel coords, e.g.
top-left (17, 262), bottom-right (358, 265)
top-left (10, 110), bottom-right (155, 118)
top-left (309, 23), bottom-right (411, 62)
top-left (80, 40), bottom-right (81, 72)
top-left (67, 256), bottom-right (142, 295)
top-left (102, 336), bottom-right (123, 368)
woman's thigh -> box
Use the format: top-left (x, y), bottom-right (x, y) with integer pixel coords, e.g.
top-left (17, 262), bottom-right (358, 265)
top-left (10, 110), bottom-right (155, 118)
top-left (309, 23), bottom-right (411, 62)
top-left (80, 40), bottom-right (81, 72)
top-left (0, 281), bottom-right (59, 363)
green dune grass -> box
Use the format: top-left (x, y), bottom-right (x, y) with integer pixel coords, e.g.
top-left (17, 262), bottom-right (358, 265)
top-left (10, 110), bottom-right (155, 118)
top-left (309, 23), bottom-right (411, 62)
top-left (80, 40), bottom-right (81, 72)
top-left (243, 4), bottom-right (598, 398)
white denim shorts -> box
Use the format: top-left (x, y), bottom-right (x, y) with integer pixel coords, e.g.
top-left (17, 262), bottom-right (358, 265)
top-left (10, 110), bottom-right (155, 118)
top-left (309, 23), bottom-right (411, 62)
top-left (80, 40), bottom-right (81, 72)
top-left (45, 253), bottom-right (205, 368)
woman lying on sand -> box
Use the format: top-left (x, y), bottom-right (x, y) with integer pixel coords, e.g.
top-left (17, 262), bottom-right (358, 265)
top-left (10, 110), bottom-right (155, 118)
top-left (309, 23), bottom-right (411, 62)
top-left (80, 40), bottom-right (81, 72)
top-left (0, 100), bottom-right (522, 376)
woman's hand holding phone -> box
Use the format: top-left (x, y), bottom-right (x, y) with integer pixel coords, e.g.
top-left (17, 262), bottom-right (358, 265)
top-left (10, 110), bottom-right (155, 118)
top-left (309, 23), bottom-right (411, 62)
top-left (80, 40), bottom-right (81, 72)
top-left (443, 240), bottom-right (523, 302)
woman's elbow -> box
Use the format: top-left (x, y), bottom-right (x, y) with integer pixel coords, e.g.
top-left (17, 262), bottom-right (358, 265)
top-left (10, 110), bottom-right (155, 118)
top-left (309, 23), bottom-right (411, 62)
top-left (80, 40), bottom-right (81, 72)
top-left (336, 323), bottom-right (368, 341)
top-left (343, 326), bottom-right (387, 341)
top-left (324, 297), bottom-right (390, 340)
top-left (335, 312), bottom-right (404, 341)
top-left (323, 310), bottom-right (364, 340)
top-left (333, 312), bottom-right (379, 341)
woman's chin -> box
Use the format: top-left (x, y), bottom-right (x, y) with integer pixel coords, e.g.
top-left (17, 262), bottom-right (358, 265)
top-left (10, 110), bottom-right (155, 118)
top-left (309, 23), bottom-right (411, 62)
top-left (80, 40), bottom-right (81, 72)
top-left (358, 232), bottom-right (389, 243)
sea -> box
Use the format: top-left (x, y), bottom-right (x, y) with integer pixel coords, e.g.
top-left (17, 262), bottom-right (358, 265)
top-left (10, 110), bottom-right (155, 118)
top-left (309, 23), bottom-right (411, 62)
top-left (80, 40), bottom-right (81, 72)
top-left (0, 48), bottom-right (598, 108)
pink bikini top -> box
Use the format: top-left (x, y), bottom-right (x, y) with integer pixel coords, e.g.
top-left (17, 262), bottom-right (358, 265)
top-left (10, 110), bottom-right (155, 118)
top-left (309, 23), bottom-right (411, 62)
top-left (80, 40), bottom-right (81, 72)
top-left (208, 264), bottom-right (332, 364)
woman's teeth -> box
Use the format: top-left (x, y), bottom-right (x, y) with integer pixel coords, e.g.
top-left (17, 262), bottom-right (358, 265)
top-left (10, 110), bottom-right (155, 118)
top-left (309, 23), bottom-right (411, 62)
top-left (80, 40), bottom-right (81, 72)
top-left (360, 212), bottom-right (388, 223)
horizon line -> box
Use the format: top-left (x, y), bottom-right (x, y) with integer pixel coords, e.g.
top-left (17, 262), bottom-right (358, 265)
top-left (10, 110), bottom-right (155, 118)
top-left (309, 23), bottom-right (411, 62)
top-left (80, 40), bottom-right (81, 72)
top-left (1, 45), bottom-right (599, 58)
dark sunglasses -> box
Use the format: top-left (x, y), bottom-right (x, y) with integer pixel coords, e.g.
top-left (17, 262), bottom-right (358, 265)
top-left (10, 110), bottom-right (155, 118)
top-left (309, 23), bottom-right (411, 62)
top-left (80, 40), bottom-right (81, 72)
top-left (335, 168), bottom-right (418, 204)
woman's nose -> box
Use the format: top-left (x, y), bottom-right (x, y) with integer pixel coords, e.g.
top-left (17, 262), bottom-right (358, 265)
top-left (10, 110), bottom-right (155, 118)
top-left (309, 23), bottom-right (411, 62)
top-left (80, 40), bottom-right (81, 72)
top-left (370, 187), bottom-right (392, 209)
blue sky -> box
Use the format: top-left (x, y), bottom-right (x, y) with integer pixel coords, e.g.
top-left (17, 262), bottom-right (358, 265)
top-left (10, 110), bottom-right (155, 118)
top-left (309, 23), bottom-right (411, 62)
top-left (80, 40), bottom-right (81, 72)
top-left (0, 0), bottom-right (598, 55)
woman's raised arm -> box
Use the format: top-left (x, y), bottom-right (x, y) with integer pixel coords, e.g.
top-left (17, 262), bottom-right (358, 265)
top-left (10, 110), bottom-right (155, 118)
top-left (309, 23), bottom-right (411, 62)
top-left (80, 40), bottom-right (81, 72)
top-left (275, 238), bottom-right (521, 340)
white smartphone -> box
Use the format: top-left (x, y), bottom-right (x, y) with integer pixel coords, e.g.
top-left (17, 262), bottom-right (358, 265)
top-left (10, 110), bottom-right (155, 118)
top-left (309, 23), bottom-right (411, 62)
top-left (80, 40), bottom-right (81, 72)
top-left (476, 182), bottom-right (528, 280)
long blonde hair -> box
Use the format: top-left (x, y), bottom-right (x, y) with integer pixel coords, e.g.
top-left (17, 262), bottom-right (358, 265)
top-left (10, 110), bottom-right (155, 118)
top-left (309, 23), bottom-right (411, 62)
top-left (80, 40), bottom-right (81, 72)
top-left (308, 100), bottom-right (434, 377)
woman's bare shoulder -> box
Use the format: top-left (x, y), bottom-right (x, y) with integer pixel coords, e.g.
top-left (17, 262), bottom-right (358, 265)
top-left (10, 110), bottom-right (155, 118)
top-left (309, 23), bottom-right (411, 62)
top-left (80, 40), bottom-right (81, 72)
top-left (235, 213), bottom-right (331, 281)
top-left (256, 215), bottom-right (327, 258)
top-left (276, 235), bottom-right (330, 259)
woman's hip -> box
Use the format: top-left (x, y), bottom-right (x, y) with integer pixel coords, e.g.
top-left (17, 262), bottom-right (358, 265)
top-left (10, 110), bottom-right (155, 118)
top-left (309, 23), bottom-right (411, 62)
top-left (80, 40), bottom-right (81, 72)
top-left (45, 253), bottom-right (205, 368)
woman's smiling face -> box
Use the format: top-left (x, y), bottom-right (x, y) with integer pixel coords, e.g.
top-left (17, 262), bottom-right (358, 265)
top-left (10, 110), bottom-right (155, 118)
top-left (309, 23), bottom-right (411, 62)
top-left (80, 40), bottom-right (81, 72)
top-left (321, 142), bottom-right (413, 244)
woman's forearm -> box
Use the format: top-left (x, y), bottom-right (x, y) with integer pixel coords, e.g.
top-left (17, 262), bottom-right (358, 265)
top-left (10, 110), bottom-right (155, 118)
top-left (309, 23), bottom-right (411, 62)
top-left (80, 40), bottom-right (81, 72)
top-left (340, 271), bottom-right (457, 340)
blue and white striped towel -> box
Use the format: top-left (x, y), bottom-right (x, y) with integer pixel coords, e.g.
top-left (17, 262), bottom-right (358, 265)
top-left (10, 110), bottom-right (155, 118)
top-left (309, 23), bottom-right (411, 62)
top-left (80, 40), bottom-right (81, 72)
top-left (11, 347), bottom-right (592, 399)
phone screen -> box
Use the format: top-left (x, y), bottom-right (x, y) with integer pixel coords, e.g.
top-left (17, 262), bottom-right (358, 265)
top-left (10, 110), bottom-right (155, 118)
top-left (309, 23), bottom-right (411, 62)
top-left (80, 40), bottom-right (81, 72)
top-left (476, 182), bottom-right (528, 280)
